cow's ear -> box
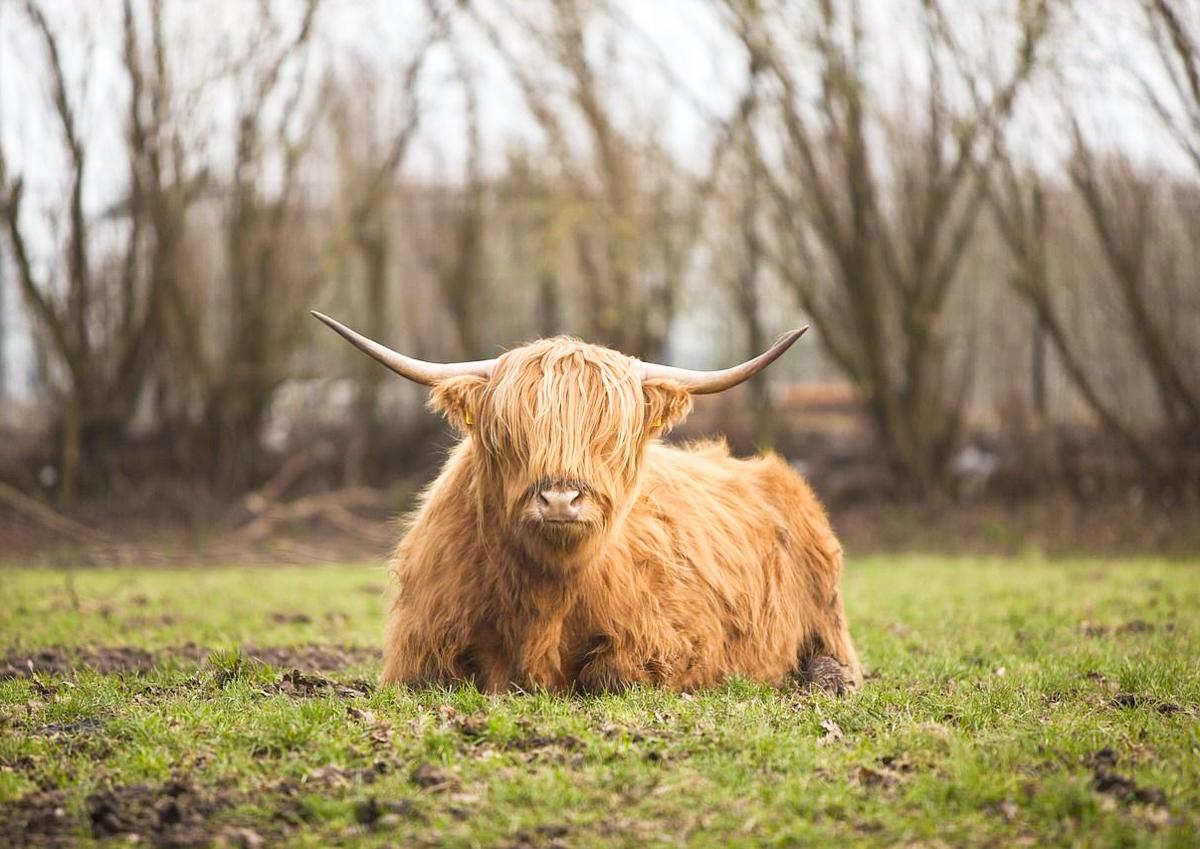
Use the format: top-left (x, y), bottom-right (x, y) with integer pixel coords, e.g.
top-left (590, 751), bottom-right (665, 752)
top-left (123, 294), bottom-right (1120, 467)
top-left (428, 375), bottom-right (488, 433)
top-left (642, 379), bottom-right (693, 434)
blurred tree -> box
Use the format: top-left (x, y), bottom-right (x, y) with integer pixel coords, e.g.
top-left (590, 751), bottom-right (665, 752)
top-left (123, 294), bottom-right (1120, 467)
top-left (708, 113), bottom-right (778, 449)
top-left (733, 140), bottom-right (775, 450)
top-left (327, 9), bottom-right (443, 486)
top-left (411, 24), bottom-right (488, 362)
top-left (190, 0), bottom-right (324, 490)
top-left (983, 147), bottom-right (1163, 475)
top-left (1071, 143), bottom-right (1200, 451)
top-left (724, 0), bottom-right (1054, 494)
top-left (466, 0), bottom-right (694, 359)
top-left (984, 0), bottom-right (1200, 484)
top-left (0, 0), bottom-right (204, 501)
top-left (0, 239), bottom-right (6, 403)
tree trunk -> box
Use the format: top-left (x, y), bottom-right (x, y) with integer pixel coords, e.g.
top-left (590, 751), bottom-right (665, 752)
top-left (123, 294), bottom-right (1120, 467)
top-left (1031, 310), bottom-right (1047, 419)
top-left (538, 272), bottom-right (561, 337)
top-left (60, 392), bottom-right (82, 505)
top-left (344, 228), bottom-right (388, 487)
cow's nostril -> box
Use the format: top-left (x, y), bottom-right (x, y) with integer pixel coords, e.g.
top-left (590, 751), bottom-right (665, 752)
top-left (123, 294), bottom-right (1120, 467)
top-left (570, 492), bottom-right (585, 508)
top-left (537, 492), bottom-right (551, 508)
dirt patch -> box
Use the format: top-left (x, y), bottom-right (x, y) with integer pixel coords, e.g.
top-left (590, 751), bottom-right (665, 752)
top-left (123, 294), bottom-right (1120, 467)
top-left (1079, 620), bottom-right (1174, 638)
top-left (2, 763), bottom-right (411, 847)
top-left (409, 763), bottom-right (460, 792)
top-left (0, 643), bottom-right (378, 680)
top-left (500, 823), bottom-right (573, 849)
top-left (1092, 768), bottom-right (1168, 807)
top-left (353, 796), bottom-right (420, 829)
top-left (245, 644), bottom-right (378, 672)
top-left (504, 733), bottom-right (585, 754)
top-left (267, 611), bottom-right (313, 625)
top-left (37, 718), bottom-right (105, 736)
top-left (1086, 747), bottom-right (1169, 809)
top-left (86, 776), bottom-right (236, 847)
top-left (0, 646), bottom-right (200, 679)
top-left (0, 789), bottom-right (75, 847)
top-left (286, 759), bottom-right (399, 793)
top-left (451, 711), bottom-right (490, 739)
top-left (852, 754), bottom-right (918, 790)
top-left (1, 775), bottom-right (257, 848)
top-left (266, 668), bottom-right (374, 698)
top-left (1106, 692), bottom-right (1187, 714)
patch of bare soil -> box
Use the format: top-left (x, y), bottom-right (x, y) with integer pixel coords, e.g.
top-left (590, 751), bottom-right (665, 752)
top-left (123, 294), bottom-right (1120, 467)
top-left (1088, 748), bottom-right (1169, 808)
top-left (86, 776), bottom-right (236, 847)
top-left (499, 822), bottom-right (573, 849)
top-left (0, 644), bottom-right (379, 680)
top-left (352, 796), bottom-right (421, 830)
top-left (246, 644), bottom-right (378, 673)
top-left (409, 763), bottom-right (460, 792)
top-left (0, 646), bottom-right (207, 680)
top-left (1079, 619), bottom-right (1174, 638)
top-left (1106, 692), bottom-right (1188, 715)
top-left (265, 668), bottom-right (374, 698)
top-left (851, 753), bottom-right (919, 790)
top-left (1, 775), bottom-right (295, 848)
top-left (0, 789), bottom-right (75, 847)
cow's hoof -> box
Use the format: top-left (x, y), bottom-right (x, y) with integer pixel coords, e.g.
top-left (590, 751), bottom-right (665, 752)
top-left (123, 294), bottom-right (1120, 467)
top-left (800, 655), bottom-right (853, 695)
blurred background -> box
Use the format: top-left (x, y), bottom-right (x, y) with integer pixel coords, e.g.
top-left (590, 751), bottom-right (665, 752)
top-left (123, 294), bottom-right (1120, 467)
top-left (0, 0), bottom-right (1197, 564)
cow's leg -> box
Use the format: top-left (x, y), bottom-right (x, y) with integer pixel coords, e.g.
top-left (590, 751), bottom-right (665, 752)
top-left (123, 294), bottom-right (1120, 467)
top-left (575, 636), bottom-right (652, 694)
top-left (797, 589), bottom-right (863, 694)
top-left (381, 612), bottom-right (439, 686)
top-left (469, 623), bottom-right (512, 694)
top-left (381, 598), bottom-right (474, 687)
top-left (380, 618), bottom-right (430, 686)
top-left (510, 616), bottom-right (569, 692)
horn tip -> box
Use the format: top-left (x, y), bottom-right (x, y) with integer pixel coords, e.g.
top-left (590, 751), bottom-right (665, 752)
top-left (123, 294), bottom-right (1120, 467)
top-left (311, 311), bottom-right (341, 331)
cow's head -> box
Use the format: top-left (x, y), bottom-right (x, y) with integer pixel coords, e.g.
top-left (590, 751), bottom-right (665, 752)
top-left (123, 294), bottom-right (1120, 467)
top-left (313, 313), bottom-right (805, 567)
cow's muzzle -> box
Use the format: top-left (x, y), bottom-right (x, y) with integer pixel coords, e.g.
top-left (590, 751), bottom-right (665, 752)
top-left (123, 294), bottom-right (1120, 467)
top-left (537, 488), bottom-right (585, 522)
top-left (525, 478), bottom-right (593, 527)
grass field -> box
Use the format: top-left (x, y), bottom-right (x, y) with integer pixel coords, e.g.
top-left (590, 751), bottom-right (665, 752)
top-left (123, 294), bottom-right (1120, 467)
top-left (1, 556), bottom-right (1197, 847)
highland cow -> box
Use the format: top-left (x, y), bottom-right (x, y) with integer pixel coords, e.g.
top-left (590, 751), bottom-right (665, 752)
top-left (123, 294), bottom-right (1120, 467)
top-left (314, 312), bottom-right (863, 693)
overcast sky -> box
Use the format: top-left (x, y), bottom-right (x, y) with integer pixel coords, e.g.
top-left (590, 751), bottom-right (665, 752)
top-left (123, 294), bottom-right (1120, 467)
top-left (2, 1), bottom-right (1186, 203)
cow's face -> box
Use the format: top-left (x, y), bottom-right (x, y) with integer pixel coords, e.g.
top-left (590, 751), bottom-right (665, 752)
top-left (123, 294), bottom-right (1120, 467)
top-left (312, 312), bottom-right (805, 565)
top-left (430, 339), bottom-right (691, 560)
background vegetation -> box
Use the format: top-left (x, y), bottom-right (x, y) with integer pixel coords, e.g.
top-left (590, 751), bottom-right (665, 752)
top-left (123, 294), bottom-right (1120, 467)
top-left (0, 0), bottom-right (1196, 562)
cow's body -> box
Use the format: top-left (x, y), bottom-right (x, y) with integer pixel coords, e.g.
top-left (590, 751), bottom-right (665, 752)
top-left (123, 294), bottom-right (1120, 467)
top-left (310, 315), bottom-right (862, 694)
top-left (382, 437), bottom-right (862, 692)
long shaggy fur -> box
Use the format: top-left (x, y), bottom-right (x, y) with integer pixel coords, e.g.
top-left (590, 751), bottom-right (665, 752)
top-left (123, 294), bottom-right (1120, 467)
top-left (381, 337), bottom-right (863, 692)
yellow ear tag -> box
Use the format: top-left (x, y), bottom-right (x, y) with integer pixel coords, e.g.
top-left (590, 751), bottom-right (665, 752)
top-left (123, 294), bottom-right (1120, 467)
top-left (464, 411), bottom-right (474, 426)
top-left (651, 417), bottom-right (663, 428)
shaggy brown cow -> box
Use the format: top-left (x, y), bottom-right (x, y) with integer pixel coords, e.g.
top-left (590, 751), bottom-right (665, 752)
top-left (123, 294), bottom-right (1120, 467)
top-left (314, 312), bottom-right (863, 693)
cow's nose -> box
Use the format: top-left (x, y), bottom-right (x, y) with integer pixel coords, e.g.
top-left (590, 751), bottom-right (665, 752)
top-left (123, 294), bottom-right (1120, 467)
top-left (537, 488), bottom-right (584, 521)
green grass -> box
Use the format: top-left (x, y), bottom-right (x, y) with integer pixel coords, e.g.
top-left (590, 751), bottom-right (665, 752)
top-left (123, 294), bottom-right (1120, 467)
top-left (1, 556), bottom-right (1198, 847)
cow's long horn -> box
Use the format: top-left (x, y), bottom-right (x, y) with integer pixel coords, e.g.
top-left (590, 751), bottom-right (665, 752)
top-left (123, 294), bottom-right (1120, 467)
top-left (640, 327), bottom-right (808, 395)
top-left (311, 311), bottom-right (495, 385)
